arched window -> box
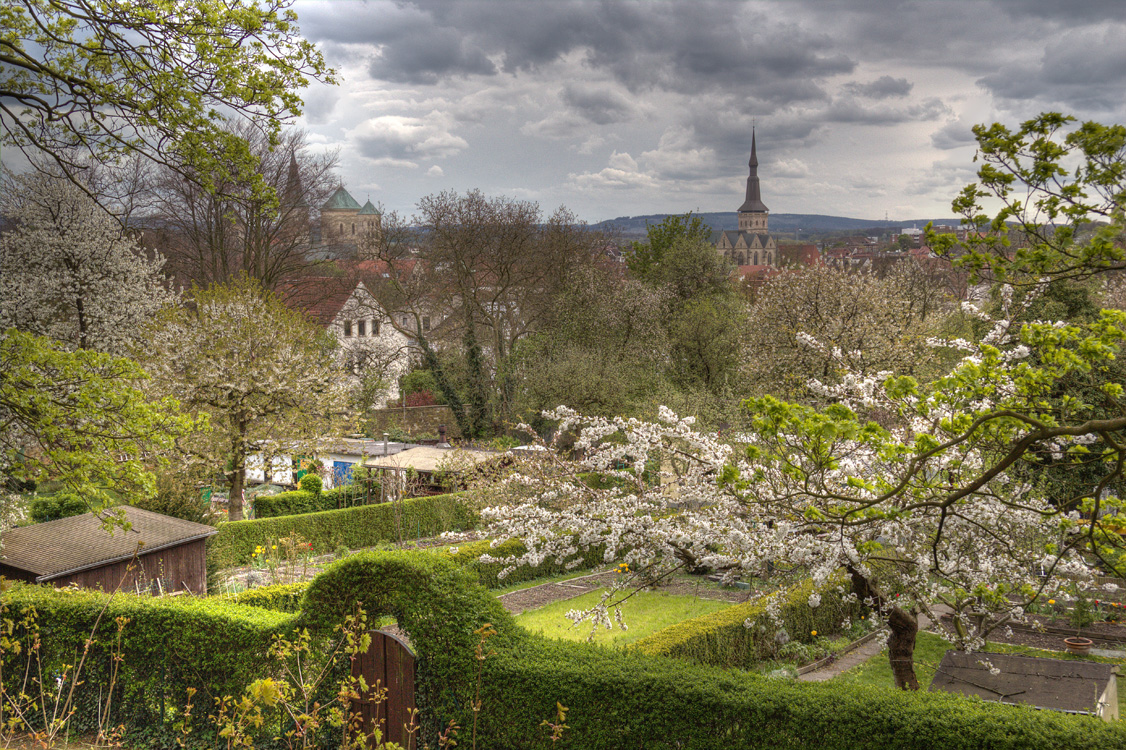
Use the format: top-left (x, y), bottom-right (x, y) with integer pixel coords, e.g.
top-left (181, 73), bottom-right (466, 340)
top-left (754, 251), bottom-right (759, 265)
top-left (352, 223), bottom-right (356, 235)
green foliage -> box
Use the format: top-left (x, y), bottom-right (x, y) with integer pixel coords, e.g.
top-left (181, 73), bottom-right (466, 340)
top-left (0, 0), bottom-right (335, 202)
top-left (400, 369), bottom-right (446, 404)
top-left (221, 581), bottom-right (310, 613)
top-left (627, 212), bottom-right (715, 284)
top-left (631, 577), bottom-right (858, 669)
top-left (0, 329), bottom-right (195, 499)
top-left (301, 549), bottom-right (520, 741)
top-left (209, 492), bottom-right (475, 570)
top-left (476, 637), bottom-right (1126, 750)
top-left (0, 582), bottom-right (296, 747)
top-left (27, 493), bottom-right (89, 523)
top-left (298, 473), bottom-right (323, 495)
top-left (130, 470), bottom-right (215, 525)
top-left (931, 112), bottom-right (1126, 283)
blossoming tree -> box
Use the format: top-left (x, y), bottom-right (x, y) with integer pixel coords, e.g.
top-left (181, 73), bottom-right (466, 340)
top-left (476, 285), bottom-right (1126, 690)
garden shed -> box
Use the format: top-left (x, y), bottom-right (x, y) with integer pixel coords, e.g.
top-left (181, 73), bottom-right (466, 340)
top-left (364, 445), bottom-right (501, 497)
top-left (0, 506), bottom-right (217, 594)
top-left (929, 650), bottom-right (1119, 721)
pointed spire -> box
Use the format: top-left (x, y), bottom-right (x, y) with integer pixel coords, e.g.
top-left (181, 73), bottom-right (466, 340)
top-left (738, 127), bottom-right (768, 214)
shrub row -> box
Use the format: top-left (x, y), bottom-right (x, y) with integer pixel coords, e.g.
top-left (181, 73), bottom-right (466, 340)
top-left (0, 583), bottom-right (297, 748)
top-left (219, 580), bottom-right (310, 613)
top-left (433, 537), bottom-right (608, 588)
top-left (631, 576), bottom-right (858, 668)
top-left (207, 492), bottom-right (474, 571)
top-left (252, 482), bottom-right (383, 518)
top-left (477, 637), bottom-right (1125, 750)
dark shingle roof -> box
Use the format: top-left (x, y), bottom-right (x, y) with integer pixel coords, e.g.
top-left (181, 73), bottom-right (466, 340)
top-left (1, 507), bottom-right (217, 582)
top-left (929, 650), bottom-right (1118, 715)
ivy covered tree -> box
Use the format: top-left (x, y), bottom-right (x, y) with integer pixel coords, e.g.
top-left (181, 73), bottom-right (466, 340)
top-left (1, 0), bottom-right (334, 202)
top-left (142, 275), bottom-right (347, 521)
top-left (0, 172), bottom-right (175, 354)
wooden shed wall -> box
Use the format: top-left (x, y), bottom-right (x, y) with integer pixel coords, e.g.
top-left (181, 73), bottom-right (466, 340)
top-left (46, 539), bottom-right (208, 595)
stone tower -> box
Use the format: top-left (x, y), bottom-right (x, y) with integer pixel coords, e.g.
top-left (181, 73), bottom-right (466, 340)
top-left (737, 129), bottom-right (769, 232)
top-left (715, 129), bottom-right (777, 267)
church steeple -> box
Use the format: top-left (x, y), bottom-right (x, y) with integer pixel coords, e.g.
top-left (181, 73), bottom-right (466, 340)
top-left (737, 129), bottom-right (769, 231)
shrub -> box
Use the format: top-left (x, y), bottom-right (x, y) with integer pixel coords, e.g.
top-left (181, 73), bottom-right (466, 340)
top-left (299, 473), bottom-right (323, 494)
top-left (209, 492), bottom-right (475, 572)
top-left (221, 581), bottom-right (310, 613)
top-left (631, 576), bottom-right (859, 668)
top-left (27, 493), bottom-right (89, 523)
top-left (1, 583), bottom-right (296, 748)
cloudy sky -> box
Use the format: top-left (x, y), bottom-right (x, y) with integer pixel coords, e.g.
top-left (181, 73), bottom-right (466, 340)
top-left (292, 0), bottom-right (1126, 223)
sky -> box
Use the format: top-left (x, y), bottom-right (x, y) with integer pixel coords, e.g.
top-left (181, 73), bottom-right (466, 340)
top-left (285, 1), bottom-right (1121, 223)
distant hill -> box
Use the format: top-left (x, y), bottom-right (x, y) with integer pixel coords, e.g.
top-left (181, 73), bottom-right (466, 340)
top-left (594, 212), bottom-right (961, 237)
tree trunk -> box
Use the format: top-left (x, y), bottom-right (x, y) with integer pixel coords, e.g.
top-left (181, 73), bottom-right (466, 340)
top-left (848, 565), bottom-right (919, 690)
top-left (887, 606), bottom-right (920, 691)
top-left (228, 420), bottom-right (247, 521)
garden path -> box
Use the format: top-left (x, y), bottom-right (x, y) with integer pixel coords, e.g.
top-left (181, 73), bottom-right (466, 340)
top-left (798, 609), bottom-right (940, 682)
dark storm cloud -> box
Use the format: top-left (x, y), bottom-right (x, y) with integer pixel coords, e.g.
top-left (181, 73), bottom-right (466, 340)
top-left (842, 76), bottom-right (913, 99)
top-left (978, 28), bottom-right (1126, 112)
top-left (322, 1), bottom-right (855, 104)
top-left (561, 85), bottom-right (635, 125)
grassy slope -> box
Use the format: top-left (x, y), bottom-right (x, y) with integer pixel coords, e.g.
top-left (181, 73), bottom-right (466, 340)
top-left (515, 589), bottom-right (732, 647)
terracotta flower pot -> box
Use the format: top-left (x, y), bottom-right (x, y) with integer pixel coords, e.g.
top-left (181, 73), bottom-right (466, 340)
top-left (1064, 636), bottom-right (1093, 655)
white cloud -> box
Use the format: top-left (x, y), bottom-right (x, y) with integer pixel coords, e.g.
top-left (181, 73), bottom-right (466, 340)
top-left (349, 110), bottom-right (469, 167)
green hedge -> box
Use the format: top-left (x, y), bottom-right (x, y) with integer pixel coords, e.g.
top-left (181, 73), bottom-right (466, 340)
top-left (208, 492), bottom-right (474, 571)
top-left (477, 637), bottom-right (1126, 750)
top-left (632, 576), bottom-right (858, 668)
top-left (219, 581), bottom-right (310, 613)
top-left (252, 482), bottom-right (383, 518)
top-left (433, 537), bottom-right (608, 588)
top-left (0, 583), bottom-right (297, 747)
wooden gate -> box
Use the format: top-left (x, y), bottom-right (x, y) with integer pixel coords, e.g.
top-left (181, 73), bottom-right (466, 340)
top-left (350, 629), bottom-right (416, 748)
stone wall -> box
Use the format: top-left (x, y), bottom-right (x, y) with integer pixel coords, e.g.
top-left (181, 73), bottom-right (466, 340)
top-left (367, 404), bottom-right (462, 440)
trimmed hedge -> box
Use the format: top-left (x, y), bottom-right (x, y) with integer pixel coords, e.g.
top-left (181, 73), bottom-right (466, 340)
top-left (253, 482), bottom-right (383, 518)
top-left (433, 537), bottom-right (608, 588)
top-left (632, 576), bottom-right (858, 668)
top-left (220, 580), bottom-right (310, 613)
top-left (208, 492), bottom-right (474, 571)
top-left (1, 583), bottom-right (297, 747)
top-left (477, 637), bottom-right (1126, 750)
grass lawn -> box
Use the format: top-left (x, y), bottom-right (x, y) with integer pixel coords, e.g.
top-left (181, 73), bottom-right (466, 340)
top-left (835, 630), bottom-right (1126, 716)
top-left (515, 588), bottom-right (731, 647)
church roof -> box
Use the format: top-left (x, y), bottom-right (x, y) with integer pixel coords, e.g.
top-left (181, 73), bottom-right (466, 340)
top-left (322, 186), bottom-right (362, 211)
top-left (738, 130), bottom-right (769, 214)
top-left (358, 200), bottom-right (381, 216)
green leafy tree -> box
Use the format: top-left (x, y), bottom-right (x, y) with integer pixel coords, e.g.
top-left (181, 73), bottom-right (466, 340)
top-left (931, 112), bottom-right (1125, 283)
top-left (142, 275), bottom-right (347, 521)
top-left (1, 0), bottom-right (334, 201)
top-left (0, 329), bottom-right (193, 502)
top-left (626, 212), bottom-right (714, 284)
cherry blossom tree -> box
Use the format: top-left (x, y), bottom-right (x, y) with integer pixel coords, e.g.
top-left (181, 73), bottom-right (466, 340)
top-left (142, 275), bottom-right (347, 521)
top-left (475, 285), bottom-right (1126, 690)
top-left (0, 173), bottom-right (175, 354)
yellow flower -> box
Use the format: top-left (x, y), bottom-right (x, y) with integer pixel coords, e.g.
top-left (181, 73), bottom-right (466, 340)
top-left (272, 545), bottom-right (277, 550)
top-left (1048, 599), bottom-right (1055, 605)
top-left (811, 630), bottom-right (817, 637)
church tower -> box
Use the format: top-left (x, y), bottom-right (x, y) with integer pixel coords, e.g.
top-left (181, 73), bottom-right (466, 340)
top-left (737, 129), bottom-right (769, 232)
top-left (715, 128), bottom-right (777, 267)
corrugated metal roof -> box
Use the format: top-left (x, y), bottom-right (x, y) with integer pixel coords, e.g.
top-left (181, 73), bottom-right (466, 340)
top-left (1, 507), bottom-right (217, 581)
top-left (364, 446), bottom-right (500, 473)
top-left (929, 650), bottom-right (1117, 715)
